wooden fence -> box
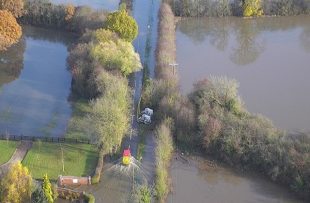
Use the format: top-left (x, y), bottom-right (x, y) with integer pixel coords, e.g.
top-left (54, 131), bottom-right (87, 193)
top-left (0, 134), bottom-right (92, 144)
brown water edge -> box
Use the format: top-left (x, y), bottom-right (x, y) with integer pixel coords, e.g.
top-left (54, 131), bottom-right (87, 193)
top-left (167, 154), bottom-right (305, 203)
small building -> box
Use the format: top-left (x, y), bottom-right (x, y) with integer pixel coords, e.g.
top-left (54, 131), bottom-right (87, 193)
top-left (58, 175), bottom-right (91, 186)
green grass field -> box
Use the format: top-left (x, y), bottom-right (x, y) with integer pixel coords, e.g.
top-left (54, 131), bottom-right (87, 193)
top-left (22, 142), bottom-right (98, 180)
top-left (0, 140), bottom-right (19, 165)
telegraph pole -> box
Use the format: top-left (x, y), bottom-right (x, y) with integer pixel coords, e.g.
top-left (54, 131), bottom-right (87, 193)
top-left (169, 63), bottom-right (179, 75)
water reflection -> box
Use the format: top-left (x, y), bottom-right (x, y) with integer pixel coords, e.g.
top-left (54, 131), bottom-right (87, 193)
top-left (300, 26), bottom-right (310, 52)
top-left (0, 38), bottom-right (26, 87)
top-left (230, 19), bottom-right (264, 65)
top-left (176, 16), bottom-right (310, 130)
top-left (178, 16), bottom-right (310, 65)
top-left (0, 26), bottom-right (73, 137)
top-left (51, 0), bottom-right (119, 11)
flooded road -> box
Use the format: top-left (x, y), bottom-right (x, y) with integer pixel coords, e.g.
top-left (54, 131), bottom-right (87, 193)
top-left (0, 26), bottom-right (74, 137)
top-left (176, 16), bottom-right (310, 131)
top-left (168, 155), bottom-right (304, 203)
top-left (51, 0), bottom-right (119, 11)
top-left (61, 0), bottom-right (160, 201)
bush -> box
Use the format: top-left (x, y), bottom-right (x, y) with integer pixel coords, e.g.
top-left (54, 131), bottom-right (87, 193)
top-left (135, 185), bottom-right (152, 203)
top-left (188, 76), bottom-right (310, 200)
top-left (85, 70), bottom-right (131, 153)
top-left (0, 10), bottom-right (22, 51)
top-left (156, 3), bottom-right (177, 80)
top-left (105, 7), bottom-right (138, 42)
top-left (42, 174), bottom-right (54, 203)
top-left (21, 0), bottom-right (107, 33)
top-left (90, 29), bottom-right (142, 76)
top-left (0, 162), bottom-right (33, 203)
top-left (170, 0), bottom-right (310, 16)
top-left (31, 182), bottom-right (46, 203)
top-left (68, 29), bottom-right (141, 98)
top-left (69, 6), bottom-right (107, 33)
top-left (91, 174), bottom-right (100, 185)
top-left (91, 148), bottom-right (105, 184)
top-left (84, 193), bottom-right (95, 203)
top-left (22, 0), bottom-right (67, 28)
top-left (243, 0), bottom-right (263, 16)
top-left (154, 119), bottom-right (174, 202)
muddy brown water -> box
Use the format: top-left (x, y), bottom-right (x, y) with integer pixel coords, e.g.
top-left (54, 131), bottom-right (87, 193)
top-left (167, 156), bottom-right (305, 203)
top-left (176, 16), bottom-right (310, 131)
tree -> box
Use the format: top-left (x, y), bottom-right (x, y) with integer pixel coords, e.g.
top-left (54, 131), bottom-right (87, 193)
top-left (31, 182), bottom-right (46, 203)
top-left (0, 10), bottom-right (22, 51)
top-left (65, 4), bottom-right (75, 22)
top-left (90, 29), bottom-right (141, 76)
top-left (242, 0), bottom-right (263, 16)
top-left (0, 0), bottom-right (24, 18)
top-left (42, 174), bottom-right (54, 203)
top-left (0, 162), bottom-right (32, 203)
top-left (105, 8), bottom-right (138, 42)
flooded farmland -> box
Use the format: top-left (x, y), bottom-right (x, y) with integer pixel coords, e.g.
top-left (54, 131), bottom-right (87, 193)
top-left (176, 16), bottom-right (310, 131)
top-left (0, 26), bottom-right (74, 137)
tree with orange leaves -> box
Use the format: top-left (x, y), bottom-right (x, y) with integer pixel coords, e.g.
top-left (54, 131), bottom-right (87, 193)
top-left (65, 4), bottom-right (75, 22)
top-left (0, 10), bottom-right (22, 51)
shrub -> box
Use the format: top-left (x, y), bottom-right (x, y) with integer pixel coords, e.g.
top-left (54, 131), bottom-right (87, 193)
top-left (22, 0), bottom-right (67, 28)
top-left (170, 0), bottom-right (310, 16)
top-left (84, 193), bottom-right (95, 203)
top-left (135, 185), bottom-right (152, 203)
top-left (69, 6), bottom-right (107, 33)
top-left (42, 174), bottom-right (54, 203)
top-left (156, 3), bottom-right (177, 80)
top-left (91, 148), bottom-right (104, 184)
top-left (21, 0), bottom-right (107, 33)
top-left (31, 182), bottom-right (45, 203)
top-left (268, 0), bottom-right (309, 16)
top-left (67, 42), bottom-right (94, 98)
top-left (90, 29), bottom-right (142, 76)
top-left (212, 0), bottom-right (232, 17)
top-left (155, 119), bottom-right (174, 202)
top-left (0, 162), bottom-right (32, 203)
top-left (243, 0), bottom-right (263, 16)
top-left (83, 70), bottom-right (131, 153)
top-left (188, 76), bottom-right (310, 200)
top-left (105, 7), bottom-right (138, 42)
top-left (0, 10), bottom-right (22, 51)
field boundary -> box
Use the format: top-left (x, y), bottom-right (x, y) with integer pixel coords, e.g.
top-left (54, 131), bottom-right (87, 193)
top-left (0, 134), bottom-right (91, 144)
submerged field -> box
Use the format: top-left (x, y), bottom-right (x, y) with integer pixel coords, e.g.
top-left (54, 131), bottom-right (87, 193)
top-left (22, 142), bottom-right (98, 179)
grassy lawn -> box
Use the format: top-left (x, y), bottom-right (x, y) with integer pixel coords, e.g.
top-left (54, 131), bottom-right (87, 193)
top-left (0, 140), bottom-right (19, 165)
top-left (22, 142), bottom-right (98, 180)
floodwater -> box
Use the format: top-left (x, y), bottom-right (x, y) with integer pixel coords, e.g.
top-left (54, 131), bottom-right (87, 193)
top-left (176, 16), bottom-right (310, 131)
top-left (51, 0), bottom-right (119, 11)
top-left (167, 155), bottom-right (304, 203)
top-left (53, 0), bottom-right (161, 201)
top-left (0, 26), bottom-right (74, 137)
